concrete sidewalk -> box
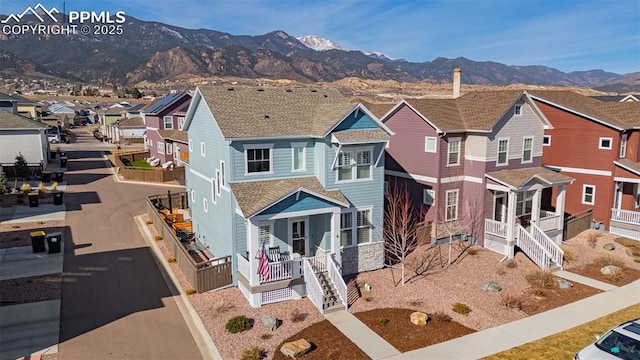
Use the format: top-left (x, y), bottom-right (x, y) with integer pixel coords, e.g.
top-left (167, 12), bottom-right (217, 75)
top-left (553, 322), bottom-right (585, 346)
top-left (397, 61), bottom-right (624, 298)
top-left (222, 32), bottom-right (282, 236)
top-left (324, 310), bottom-right (401, 359)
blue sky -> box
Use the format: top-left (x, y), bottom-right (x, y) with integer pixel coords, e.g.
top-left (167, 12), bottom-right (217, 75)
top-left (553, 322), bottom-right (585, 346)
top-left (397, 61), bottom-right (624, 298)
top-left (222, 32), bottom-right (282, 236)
top-left (2, 0), bottom-right (639, 74)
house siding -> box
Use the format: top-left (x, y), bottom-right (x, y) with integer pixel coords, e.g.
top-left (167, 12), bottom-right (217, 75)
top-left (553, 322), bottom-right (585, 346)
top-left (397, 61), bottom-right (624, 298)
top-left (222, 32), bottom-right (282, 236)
top-left (230, 139), bottom-right (314, 182)
top-left (258, 193), bottom-right (340, 215)
top-left (0, 130), bottom-right (47, 165)
top-left (334, 110), bottom-right (380, 131)
top-left (487, 102), bottom-right (544, 167)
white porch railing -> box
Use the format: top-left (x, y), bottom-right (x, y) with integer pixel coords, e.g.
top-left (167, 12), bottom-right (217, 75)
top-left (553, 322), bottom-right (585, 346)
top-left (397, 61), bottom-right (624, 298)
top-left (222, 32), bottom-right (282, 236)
top-left (303, 258), bottom-right (325, 313)
top-left (611, 208), bottom-right (640, 225)
top-left (327, 254), bottom-right (348, 310)
top-left (236, 253), bottom-right (250, 279)
top-left (530, 222), bottom-right (563, 269)
top-left (537, 211), bottom-right (562, 232)
top-left (259, 259), bottom-right (301, 283)
top-left (485, 219), bottom-right (507, 238)
top-left (307, 254), bottom-right (327, 273)
top-left (517, 225), bottom-right (550, 269)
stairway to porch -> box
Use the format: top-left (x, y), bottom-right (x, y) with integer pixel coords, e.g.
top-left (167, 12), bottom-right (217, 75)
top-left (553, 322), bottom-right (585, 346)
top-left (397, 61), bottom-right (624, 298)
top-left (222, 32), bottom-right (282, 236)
top-left (303, 255), bottom-right (348, 314)
top-left (316, 271), bottom-right (345, 313)
top-left (516, 222), bottom-right (564, 270)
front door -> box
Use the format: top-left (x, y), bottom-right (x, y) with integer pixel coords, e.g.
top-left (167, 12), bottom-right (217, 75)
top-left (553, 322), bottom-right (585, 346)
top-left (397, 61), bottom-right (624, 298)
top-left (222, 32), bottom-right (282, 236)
top-left (290, 219), bottom-right (307, 257)
top-left (494, 194), bottom-right (506, 222)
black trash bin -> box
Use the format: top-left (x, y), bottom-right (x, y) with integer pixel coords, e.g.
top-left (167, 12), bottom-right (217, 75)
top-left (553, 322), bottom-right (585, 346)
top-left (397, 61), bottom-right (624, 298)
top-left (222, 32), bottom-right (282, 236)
top-left (41, 171), bottom-right (52, 182)
top-left (52, 190), bottom-right (64, 205)
top-left (50, 150), bottom-right (56, 159)
top-left (28, 192), bottom-right (39, 207)
top-left (54, 171), bottom-right (64, 182)
top-left (46, 232), bottom-right (62, 254)
top-left (60, 151), bottom-right (66, 157)
top-left (59, 156), bottom-right (67, 168)
top-left (30, 231), bottom-right (46, 253)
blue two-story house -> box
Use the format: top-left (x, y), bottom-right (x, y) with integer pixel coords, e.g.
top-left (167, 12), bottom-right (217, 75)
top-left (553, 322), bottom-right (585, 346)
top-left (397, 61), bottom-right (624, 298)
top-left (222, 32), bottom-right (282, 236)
top-left (183, 86), bottom-right (393, 310)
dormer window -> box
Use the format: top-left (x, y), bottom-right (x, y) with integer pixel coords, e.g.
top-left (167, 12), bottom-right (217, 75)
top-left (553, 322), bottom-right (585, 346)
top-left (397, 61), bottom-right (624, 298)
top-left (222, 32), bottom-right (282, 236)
top-left (163, 116), bottom-right (173, 130)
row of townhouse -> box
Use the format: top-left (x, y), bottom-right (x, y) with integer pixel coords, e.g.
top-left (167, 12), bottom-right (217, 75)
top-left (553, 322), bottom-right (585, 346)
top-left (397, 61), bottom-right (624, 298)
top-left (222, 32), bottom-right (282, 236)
top-left (172, 76), bottom-right (640, 311)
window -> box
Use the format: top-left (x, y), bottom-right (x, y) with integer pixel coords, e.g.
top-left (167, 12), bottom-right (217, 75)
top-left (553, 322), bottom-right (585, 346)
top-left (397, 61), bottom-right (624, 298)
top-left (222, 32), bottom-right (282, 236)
top-left (177, 117), bottom-right (185, 131)
top-left (292, 145), bottom-right (306, 172)
top-left (424, 137), bottom-right (437, 153)
top-left (157, 142), bottom-right (165, 154)
top-left (211, 178), bottom-right (217, 203)
top-left (340, 212), bottom-right (353, 247)
top-left (543, 135), bottom-right (551, 146)
top-left (258, 223), bottom-right (273, 247)
top-left (337, 148), bottom-right (372, 181)
top-left (163, 116), bottom-right (173, 130)
top-left (497, 139), bottom-right (509, 165)
top-left (384, 181), bottom-right (388, 194)
top-left (599, 137), bottom-right (612, 150)
top-left (215, 170), bottom-right (221, 196)
top-left (203, 198), bottom-right (208, 212)
top-left (445, 190), bottom-right (459, 221)
top-left (190, 189), bottom-right (195, 202)
top-left (220, 161), bottom-right (226, 187)
top-left (522, 137), bottom-right (533, 163)
top-left (583, 185), bottom-right (595, 205)
top-left (514, 104), bottom-right (522, 116)
top-left (620, 134), bottom-right (628, 158)
top-left (166, 143), bottom-right (173, 155)
top-left (246, 148), bottom-right (271, 174)
top-left (188, 139), bottom-right (193, 152)
top-left (423, 189), bottom-right (435, 205)
top-left (447, 138), bottom-right (460, 166)
top-left (356, 210), bottom-right (371, 243)
top-left (516, 190), bottom-right (534, 216)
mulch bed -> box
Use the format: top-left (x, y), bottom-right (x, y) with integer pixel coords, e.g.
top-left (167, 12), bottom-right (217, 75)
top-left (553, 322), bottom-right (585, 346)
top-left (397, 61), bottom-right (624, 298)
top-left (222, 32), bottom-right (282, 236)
top-left (519, 282), bottom-right (603, 315)
top-left (272, 320), bottom-right (370, 360)
top-left (0, 192), bottom-right (55, 207)
top-left (0, 274), bottom-right (63, 306)
top-left (354, 308), bottom-right (476, 352)
top-left (566, 264), bottom-right (640, 286)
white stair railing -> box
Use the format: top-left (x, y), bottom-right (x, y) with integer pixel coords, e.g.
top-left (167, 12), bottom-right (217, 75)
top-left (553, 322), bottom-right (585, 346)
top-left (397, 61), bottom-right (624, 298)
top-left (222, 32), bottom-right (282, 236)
top-left (537, 211), bottom-right (562, 232)
top-left (327, 254), bottom-right (348, 310)
top-left (485, 219), bottom-right (507, 237)
top-left (530, 222), bottom-right (564, 269)
top-left (303, 258), bottom-right (325, 314)
top-left (517, 225), bottom-right (550, 269)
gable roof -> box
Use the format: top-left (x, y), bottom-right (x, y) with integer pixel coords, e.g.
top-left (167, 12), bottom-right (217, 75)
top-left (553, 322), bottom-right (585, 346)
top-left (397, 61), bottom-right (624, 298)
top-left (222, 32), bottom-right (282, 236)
top-left (0, 110), bottom-right (48, 130)
top-left (486, 167), bottom-right (573, 190)
top-left (144, 92), bottom-right (190, 115)
top-left (194, 86), bottom-right (356, 139)
top-left (356, 100), bottom-right (396, 119)
top-left (118, 116), bottom-right (144, 127)
top-left (614, 159), bottom-right (640, 176)
top-left (158, 129), bottom-right (188, 143)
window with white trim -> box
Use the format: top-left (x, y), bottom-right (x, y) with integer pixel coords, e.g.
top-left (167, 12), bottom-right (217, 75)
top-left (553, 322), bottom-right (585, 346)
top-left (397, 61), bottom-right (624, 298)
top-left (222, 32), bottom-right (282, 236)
top-left (292, 145), bottom-right (306, 172)
top-left (166, 143), bottom-right (173, 155)
top-left (620, 134), bottom-right (628, 158)
top-left (246, 148), bottom-right (272, 174)
top-left (356, 209), bottom-right (371, 244)
top-left (543, 135), bottom-right (551, 146)
top-left (583, 185), bottom-right (595, 205)
top-left (522, 136), bottom-right (533, 163)
top-left (220, 160), bottom-right (226, 187)
top-left (424, 136), bottom-right (437, 153)
top-left (177, 117), bottom-right (185, 131)
top-left (497, 139), bottom-right (509, 165)
top-left (447, 138), bottom-right (460, 166)
top-left (163, 116), bottom-right (173, 130)
top-left (423, 189), bottom-right (435, 206)
top-left (514, 104), bottom-right (522, 116)
top-left (599, 137), bottom-right (612, 150)
top-left (340, 211), bottom-right (353, 247)
top-left (211, 178), bottom-right (217, 204)
top-left (188, 139), bottom-right (193, 152)
top-left (516, 190), bottom-right (534, 216)
top-left (203, 198), bottom-right (208, 212)
top-left (215, 169), bottom-right (221, 196)
top-left (337, 148), bottom-right (372, 181)
top-left (258, 223), bottom-right (273, 247)
top-left (157, 141), bottom-right (165, 154)
top-left (200, 142), bottom-right (205, 156)
top-left (190, 189), bottom-right (195, 202)
top-left (445, 190), bottom-right (459, 221)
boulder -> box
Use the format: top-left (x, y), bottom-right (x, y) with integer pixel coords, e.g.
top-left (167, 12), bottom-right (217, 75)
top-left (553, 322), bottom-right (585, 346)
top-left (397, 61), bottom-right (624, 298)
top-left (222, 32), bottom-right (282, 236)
top-left (603, 243), bottom-right (616, 251)
top-left (556, 278), bottom-right (573, 289)
top-left (480, 281), bottom-right (502, 292)
top-left (601, 265), bottom-right (622, 276)
top-left (410, 311), bottom-right (429, 326)
top-left (262, 315), bottom-right (279, 331)
top-left (280, 339), bottom-right (312, 358)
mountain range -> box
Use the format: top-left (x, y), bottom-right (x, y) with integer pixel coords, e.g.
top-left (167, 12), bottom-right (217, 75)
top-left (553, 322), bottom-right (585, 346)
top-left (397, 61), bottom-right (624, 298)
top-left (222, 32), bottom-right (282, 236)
top-left (0, 14), bottom-right (637, 91)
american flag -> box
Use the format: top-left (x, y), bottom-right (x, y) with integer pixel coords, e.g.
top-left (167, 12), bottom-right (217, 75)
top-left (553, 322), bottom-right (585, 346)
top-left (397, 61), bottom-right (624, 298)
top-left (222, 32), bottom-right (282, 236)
top-left (257, 241), bottom-right (270, 282)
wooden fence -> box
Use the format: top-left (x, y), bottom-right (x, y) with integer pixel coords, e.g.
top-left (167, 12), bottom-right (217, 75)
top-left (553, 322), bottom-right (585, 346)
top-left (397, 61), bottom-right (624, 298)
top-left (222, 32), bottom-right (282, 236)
top-left (115, 151), bottom-right (185, 183)
top-left (146, 193), bottom-right (232, 293)
top-left (1, 162), bottom-right (43, 179)
top-left (564, 208), bottom-right (593, 240)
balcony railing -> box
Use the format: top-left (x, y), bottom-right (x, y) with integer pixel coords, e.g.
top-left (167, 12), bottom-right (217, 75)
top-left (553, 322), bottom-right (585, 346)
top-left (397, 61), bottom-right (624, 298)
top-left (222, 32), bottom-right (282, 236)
top-left (611, 208), bottom-right (640, 225)
top-left (485, 219), bottom-right (507, 238)
top-left (537, 211), bottom-right (562, 232)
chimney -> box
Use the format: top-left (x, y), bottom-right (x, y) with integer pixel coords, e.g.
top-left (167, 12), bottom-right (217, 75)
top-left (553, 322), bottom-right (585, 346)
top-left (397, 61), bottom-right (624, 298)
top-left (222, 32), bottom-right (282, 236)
top-left (453, 68), bottom-right (461, 99)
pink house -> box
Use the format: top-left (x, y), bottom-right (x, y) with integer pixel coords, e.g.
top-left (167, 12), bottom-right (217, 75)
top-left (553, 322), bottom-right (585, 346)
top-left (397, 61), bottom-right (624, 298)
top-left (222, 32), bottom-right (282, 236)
top-left (382, 82), bottom-right (573, 269)
top-left (143, 92), bottom-right (191, 165)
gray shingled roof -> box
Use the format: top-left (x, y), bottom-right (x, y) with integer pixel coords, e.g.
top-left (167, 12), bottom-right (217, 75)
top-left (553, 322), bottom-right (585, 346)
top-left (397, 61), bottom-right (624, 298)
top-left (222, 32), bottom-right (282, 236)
top-left (0, 110), bottom-right (48, 129)
top-left (230, 176), bottom-right (349, 217)
top-left (197, 86), bottom-right (354, 138)
top-left (486, 167), bottom-right (573, 189)
top-left (404, 90), bottom-right (525, 132)
top-left (118, 116), bottom-right (144, 127)
top-left (615, 159), bottom-right (640, 176)
top-left (332, 129), bottom-right (390, 143)
top-left (357, 100), bottom-right (395, 119)
top-left (158, 129), bottom-right (188, 143)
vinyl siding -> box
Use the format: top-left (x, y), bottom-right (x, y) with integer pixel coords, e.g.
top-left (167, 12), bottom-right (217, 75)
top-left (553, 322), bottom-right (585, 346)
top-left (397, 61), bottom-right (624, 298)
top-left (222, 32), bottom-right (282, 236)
top-left (258, 192), bottom-right (340, 215)
top-left (465, 135), bottom-right (488, 159)
top-left (487, 102), bottom-right (544, 167)
top-left (230, 139), bottom-right (315, 181)
top-left (334, 110), bottom-right (380, 131)
top-left (0, 130), bottom-right (46, 164)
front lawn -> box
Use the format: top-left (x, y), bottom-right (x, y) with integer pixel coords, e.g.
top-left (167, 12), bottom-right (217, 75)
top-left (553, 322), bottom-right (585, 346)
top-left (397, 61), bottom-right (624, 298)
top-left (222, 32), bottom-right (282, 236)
top-left (130, 160), bottom-right (153, 168)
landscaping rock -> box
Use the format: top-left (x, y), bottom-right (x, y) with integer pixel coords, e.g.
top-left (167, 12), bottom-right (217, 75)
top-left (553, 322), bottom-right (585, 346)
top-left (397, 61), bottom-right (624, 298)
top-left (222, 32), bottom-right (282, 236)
top-left (601, 265), bottom-right (622, 276)
top-left (410, 311), bottom-right (429, 326)
top-left (262, 315), bottom-right (279, 331)
top-left (556, 278), bottom-right (573, 289)
top-left (280, 339), bottom-right (311, 358)
top-left (480, 281), bottom-right (502, 292)
top-left (603, 243), bottom-right (616, 251)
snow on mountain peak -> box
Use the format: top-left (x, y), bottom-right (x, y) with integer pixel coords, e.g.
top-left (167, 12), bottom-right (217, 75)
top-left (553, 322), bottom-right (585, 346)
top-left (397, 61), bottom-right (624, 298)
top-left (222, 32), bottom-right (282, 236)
top-left (297, 35), bottom-right (346, 51)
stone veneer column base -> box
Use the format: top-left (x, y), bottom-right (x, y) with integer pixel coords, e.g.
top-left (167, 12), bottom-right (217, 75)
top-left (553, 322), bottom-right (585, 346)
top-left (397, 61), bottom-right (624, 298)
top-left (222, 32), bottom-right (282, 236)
top-left (340, 242), bottom-right (384, 275)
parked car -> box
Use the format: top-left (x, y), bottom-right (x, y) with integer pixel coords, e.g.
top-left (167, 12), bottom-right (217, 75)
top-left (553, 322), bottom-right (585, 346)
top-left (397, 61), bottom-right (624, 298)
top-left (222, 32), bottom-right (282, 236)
top-left (575, 318), bottom-right (640, 359)
top-left (47, 132), bottom-right (60, 143)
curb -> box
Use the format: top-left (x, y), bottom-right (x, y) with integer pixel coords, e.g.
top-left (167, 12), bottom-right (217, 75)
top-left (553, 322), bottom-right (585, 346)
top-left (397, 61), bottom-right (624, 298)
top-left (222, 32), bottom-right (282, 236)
top-left (134, 215), bottom-right (223, 360)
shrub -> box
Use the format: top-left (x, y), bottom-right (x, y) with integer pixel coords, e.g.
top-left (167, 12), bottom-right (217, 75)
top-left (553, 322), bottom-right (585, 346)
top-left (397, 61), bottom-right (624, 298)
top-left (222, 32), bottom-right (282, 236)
top-left (587, 231), bottom-right (600, 248)
top-left (451, 302), bottom-right (471, 315)
top-left (167, 257), bottom-right (176, 263)
top-left (185, 289), bottom-right (196, 295)
top-left (226, 315), bottom-right (253, 333)
top-left (241, 346), bottom-right (266, 360)
top-left (561, 245), bottom-right (576, 262)
top-left (501, 293), bottom-right (522, 310)
top-left (525, 269), bottom-right (556, 289)
top-left (363, 296), bottom-right (374, 302)
top-left (290, 309), bottom-right (307, 323)
top-left (145, 220), bottom-right (153, 225)
top-left (614, 237), bottom-right (640, 258)
top-left (406, 297), bottom-right (423, 307)
top-left (377, 317), bottom-right (389, 325)
top-left (467, 247), bottom-right (478, 256)
top-left (504, 259), bottom-right (518, 269)
top-left (259, 333), bottom-right (272, 340)
top-left (430, 311), bottom-right (452, 323)
top-left (155, 235), bottom-right (163, 241)
top-left (532, 288), bottom-right (547, 298)
top-left (592, 254), bottom-right (624, 268)
top-left (212, 298), bottom-right (235, 313)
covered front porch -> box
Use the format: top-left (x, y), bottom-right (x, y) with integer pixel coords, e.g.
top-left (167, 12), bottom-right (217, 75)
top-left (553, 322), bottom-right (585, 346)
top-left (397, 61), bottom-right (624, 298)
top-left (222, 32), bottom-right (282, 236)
top-left (610, 159), bottom-right (640, 241)
top-left (483, 167), bottom-right (574, 269)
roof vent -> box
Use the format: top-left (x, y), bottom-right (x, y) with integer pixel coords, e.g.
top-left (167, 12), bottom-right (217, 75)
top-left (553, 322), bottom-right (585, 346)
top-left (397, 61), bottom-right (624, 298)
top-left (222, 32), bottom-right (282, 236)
top-left (227, 87), bottom-right (234, 91)
top-left (323, 94), bottom-right (328, 98)
top-left (286, 89), bottom-right (293, 92)
top-left (310, 89), bottom-right (318, 93)
top-left (264, 115), bottom-right (270, 119)
top-left (257, 88), bottom-right (264, 92)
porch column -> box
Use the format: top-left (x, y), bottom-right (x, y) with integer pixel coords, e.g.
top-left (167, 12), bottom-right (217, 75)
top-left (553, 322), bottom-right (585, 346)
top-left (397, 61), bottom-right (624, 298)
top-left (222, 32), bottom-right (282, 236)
top-left (531, 189), bottom-right (541, 224)
top-left (556, 185), bottom-right (566, 236)
top-left (506, 191), bottom-right (517, 258)
top-left (247, 218), bottom-right (260, 287)
top-left (331, 209), bottom-right (342, 265)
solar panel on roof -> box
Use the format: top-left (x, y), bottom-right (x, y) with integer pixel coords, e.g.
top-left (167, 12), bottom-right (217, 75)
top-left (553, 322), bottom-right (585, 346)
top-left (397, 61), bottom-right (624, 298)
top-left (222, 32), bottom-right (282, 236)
top-left (145, 92), bottom-right (184, 114)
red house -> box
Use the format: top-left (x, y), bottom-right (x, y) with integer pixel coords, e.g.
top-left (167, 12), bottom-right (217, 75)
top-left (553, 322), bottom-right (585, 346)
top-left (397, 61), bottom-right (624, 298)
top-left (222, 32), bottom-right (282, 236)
top-left (143, 92), bottom-right (191, 165)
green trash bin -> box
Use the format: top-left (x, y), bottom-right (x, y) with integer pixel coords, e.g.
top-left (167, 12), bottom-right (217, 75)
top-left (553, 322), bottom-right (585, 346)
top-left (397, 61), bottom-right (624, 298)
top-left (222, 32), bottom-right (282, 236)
top-left (46, 232), bottom-right (62, 254)
top-left (28, 192), bottom-right (39, 207)
top-left (53, 190), bottom-right (64, 205)
top-left (30, 231), bottom-right (46, 253)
